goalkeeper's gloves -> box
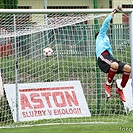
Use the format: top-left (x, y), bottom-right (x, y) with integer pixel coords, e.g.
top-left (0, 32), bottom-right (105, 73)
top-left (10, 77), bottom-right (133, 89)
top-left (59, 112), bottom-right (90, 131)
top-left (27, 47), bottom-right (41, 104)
top-left (112, 6), bottom-right (123, 14)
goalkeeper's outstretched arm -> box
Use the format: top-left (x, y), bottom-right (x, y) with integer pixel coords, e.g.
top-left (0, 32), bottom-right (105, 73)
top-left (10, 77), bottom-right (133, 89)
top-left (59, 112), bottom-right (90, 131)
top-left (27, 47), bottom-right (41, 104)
top-left (95, 5), bottom-right (123, 40)
top-left (111, 5), bottom-right (123, 17)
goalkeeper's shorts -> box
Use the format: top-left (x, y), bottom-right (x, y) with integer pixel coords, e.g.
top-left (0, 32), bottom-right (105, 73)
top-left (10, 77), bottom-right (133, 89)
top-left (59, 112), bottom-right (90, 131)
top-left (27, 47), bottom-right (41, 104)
top-left (97, 53), bottom-right (126, 74)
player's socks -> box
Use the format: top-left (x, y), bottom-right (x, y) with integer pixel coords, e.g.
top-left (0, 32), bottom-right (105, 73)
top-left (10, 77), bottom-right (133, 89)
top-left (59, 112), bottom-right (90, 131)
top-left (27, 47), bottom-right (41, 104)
top-left (105, 68), bottom-right (117, 98)
top-left (121, 72), bottom-right (130, 88)
top-left (107, 68), bottom-right (117, 83)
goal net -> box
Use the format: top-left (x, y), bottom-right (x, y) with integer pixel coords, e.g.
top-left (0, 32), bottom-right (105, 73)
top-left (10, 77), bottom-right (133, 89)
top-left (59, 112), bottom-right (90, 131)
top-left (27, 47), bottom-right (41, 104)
top-left (0, 10), bottom-right (132, 127)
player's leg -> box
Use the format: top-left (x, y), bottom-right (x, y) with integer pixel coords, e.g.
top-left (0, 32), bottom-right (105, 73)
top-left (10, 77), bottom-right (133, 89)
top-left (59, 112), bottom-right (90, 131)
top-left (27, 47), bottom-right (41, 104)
top-left (107, 62), bottom-right (118, 84)
top-left (98, 54), bottom-right (118, 98)
top-left (116, 63), bottom-right (131, 102)
top-left (98, 53), bottom-right (131, 102)
top-left (105, 62), bottom-right (119, 98)
top-left (121, 64), bottom-right (131, 88)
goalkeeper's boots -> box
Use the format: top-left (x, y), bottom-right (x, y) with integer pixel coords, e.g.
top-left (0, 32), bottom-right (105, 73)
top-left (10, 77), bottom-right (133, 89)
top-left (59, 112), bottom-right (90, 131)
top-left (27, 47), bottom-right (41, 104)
top-left (116, 88), bottom-right (126, 102)
top-left (105, 84), bottom-right (111, 98)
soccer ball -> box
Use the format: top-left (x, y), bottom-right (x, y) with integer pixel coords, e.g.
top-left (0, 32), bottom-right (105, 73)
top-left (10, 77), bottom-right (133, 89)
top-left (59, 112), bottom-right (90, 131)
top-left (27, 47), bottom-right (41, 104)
top-left (43, 47), bottom-right (53, 57)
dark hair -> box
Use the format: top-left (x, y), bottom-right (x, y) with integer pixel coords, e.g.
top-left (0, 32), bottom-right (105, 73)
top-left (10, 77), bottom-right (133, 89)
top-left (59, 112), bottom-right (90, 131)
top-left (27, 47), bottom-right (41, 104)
top-left (95, 32), bottom-right (99, 39)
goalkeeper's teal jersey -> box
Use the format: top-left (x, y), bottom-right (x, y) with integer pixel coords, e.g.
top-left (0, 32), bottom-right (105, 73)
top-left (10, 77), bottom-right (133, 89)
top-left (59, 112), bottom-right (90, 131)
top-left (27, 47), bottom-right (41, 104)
top-left (96, 15), bottom-right (113, 59)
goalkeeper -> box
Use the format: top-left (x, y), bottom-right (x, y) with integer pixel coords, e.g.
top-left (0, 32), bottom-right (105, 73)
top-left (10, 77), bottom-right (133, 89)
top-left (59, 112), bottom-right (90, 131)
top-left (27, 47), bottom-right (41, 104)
top-left (95, 6), bottom-right (131, 102)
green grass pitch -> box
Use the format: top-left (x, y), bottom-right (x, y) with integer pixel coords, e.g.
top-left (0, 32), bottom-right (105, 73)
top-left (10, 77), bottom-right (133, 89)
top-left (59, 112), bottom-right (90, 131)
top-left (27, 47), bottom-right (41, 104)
top-left (1, 122), bottom-right (133, 133)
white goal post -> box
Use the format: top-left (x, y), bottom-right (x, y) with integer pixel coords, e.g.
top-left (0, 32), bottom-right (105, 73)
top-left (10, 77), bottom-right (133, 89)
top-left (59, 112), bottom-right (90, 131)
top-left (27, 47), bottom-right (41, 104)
top-left (0, 8), bottom-right (133, 13)
top-left (0, 8), bottom-right (133, 128)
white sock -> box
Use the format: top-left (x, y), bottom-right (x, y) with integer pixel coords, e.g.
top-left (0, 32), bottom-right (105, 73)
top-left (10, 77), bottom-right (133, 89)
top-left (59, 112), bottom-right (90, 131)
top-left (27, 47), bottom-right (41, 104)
top-left (118, 84), bottom-right (123, 91)
top-left (106, 81), bottom-right (112, 86)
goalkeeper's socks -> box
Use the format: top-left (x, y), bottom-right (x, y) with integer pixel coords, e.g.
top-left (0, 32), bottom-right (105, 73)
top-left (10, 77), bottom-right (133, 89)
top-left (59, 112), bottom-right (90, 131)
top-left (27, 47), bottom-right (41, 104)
top-left (121, 72), bottom-right (130, 88)
top-left (107, 68), bottom-right (117, 84)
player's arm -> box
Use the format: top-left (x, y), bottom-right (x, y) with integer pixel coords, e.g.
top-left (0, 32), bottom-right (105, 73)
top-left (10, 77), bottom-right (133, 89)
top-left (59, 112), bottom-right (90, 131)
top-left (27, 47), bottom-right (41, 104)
top-left (99, 6), bottom-right (123, 37)
top-left (111, 5), bottom-right (123, 17)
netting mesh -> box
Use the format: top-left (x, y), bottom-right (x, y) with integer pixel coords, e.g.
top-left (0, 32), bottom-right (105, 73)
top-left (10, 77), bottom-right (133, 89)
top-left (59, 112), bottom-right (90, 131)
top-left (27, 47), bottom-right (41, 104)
top-left (0, 12), bottom-right (132, 127)
top-left (0, 13), bottom-right (107, 37)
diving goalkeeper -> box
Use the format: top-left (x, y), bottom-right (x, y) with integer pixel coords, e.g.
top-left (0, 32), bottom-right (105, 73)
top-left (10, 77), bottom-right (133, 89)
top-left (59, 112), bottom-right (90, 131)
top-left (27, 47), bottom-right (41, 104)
top-left (95, 6), bottom-right (131, 102)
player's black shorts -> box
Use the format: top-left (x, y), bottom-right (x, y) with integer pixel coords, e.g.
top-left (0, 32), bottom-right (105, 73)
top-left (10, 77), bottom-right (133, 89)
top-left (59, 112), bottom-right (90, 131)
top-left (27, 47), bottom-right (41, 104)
top-left (97, 54), bottom-right (126, 74)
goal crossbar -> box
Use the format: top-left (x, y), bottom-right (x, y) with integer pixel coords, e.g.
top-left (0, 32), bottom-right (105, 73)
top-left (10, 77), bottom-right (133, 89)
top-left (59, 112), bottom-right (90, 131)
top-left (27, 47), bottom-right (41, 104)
top-left (0, 9), bottom-right (133, 14)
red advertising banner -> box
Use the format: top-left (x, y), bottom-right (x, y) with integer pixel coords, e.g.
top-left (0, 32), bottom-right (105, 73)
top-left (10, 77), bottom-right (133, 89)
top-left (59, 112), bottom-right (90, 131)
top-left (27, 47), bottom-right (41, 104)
top-left (4, 80), bottom-right (91, 122)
